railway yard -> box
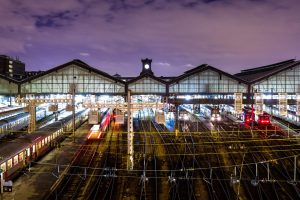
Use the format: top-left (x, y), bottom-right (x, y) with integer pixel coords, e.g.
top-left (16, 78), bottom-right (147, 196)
top-left (1, 107), bottom-right (300, 200)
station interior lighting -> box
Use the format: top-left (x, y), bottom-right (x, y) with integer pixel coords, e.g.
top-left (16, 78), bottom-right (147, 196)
top-left (183, 114), bottom-right (189, 121)
top-left (75, 95), bottom-right (85, 102)
top-left (184, 95), bottom-right (192, 100)
top-left (98, 95), bottom-right (110, 101)
top-left (263, 94), bottom-right (272, 99)
top-left (211, 116), bottom-right (221, 122)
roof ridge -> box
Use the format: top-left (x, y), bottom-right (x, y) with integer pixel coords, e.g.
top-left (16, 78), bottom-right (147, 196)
top-left (240, 59), bottom-right (295, 73)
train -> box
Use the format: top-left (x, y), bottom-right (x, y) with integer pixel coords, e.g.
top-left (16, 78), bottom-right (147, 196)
top-left (201, 105), bottom-right (221, 122)
top-left (0, 108), bottom-right (52, 138)
top-left (243, 107), bottom-right (271, 126)
top-left (87, 110), bottom-right (111, 140)
top-left (0, 109), bottom-right (88, 181)
top-left (264, 105), bottom-right (300, 126)
top-left (0, 106), bottom-right (24, 120)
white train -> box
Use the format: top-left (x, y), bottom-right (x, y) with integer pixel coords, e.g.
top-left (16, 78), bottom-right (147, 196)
top-left (201, 105), bottom-right (221, 122)
top-left (0, 108), bottom-right (51, 138)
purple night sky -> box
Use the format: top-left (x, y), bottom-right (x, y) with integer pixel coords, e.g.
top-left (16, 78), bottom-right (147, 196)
top-left (0, 0), bottom-right (299, 76)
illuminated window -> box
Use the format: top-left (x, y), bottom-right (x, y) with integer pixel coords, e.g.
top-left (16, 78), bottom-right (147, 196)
top-left (7, 159), bottom-right (12, 169)
top-left (42, 139), bottom-right (44, 147)
top-left (0, 163), bottom-right (6, 172)
top-left (19, 152), bottom-right (24, 161)
top-left (32, 145), bottom-right (36, 153)
top-left (27, 148), bottom-right (30, 156)
top-left (14, 155), bottom-right (18, 165)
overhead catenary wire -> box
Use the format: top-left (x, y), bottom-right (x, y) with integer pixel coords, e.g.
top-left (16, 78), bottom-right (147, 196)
top-left (30, 153), bottom-right (300, 172)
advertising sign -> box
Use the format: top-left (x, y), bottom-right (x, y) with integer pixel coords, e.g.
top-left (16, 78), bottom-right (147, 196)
top-left (88, 111), bottom-right (99, 124)
top-left (254, 93), bottom-right (263, 115)
top-left (48, 104), bottom-right (58, 112)
top-left (278, 93), bottom-right (287, 116)
top-left (234, 93), bottom-right (243, 113)
top-left (155, 111), bottom-right (165, 124)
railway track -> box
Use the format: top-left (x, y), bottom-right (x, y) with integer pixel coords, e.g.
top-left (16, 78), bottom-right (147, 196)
top-left (47, 139), bottom-right (103, 199)
top-left (43, 107), bottom-right (300, 199)
top-left (138, 110), bottom-right (158, 200)
top-left (82, 123), bottom-right (121, 200)
top-left (218, 116), bottom-right (300, 199)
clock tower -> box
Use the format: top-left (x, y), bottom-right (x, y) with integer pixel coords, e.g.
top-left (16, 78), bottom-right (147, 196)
top-left (140, 58), bottom-right (154, 76)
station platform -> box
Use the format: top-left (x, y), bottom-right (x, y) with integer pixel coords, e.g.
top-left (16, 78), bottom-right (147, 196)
top-left (271, 119), bottom-right (300, 137)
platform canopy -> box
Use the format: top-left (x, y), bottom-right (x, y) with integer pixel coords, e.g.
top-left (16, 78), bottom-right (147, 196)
top-left (0, 74), bottom-right (18, 95)
top-left (169, 64), bottom-right (248, 94)
top-left (127, 73), bottom-right (167, 94)
top-left (236, 60), bottom-right (300, 93)
top-left (20, 60), bottom-right (125, 95)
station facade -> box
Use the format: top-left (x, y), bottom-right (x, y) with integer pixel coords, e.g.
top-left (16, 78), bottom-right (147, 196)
top-left (0, 58), bottom-right (299, 99)
top-left (0, 57), bottom-right (299, 105)
top-left (1, 56), bottom-right (300, 126)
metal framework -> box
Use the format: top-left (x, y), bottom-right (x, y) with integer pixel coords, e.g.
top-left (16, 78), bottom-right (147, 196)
top-left (252, 63), bottom-right (300, 94)
top-left (128, 77), bottom-right (166, 94)
top-left (83, 101), bottom-right (164, 112)
top-left (169, 69), bottom-right (247, 94)
top-left (20, 63), bottom-right (125, 95)
top-left (0, 59), bottom-right (300, 104)
top-left (0, 76), bottom-right (18, 95)
top-left (16, 96), bottom-right (72, 133)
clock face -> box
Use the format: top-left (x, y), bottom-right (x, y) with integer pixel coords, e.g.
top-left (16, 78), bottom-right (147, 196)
top-left (144, 64), bottom-right (150, 69)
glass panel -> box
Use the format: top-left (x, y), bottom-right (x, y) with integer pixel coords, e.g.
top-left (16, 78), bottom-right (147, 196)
top-left (0, 163), bottom-right (6, 172)
top-left (14, 155), bottom-right (18, 165)
top-left (19, 152), bottom-right (24, 161)
top-left (7, 159), bottom-right (12, 169)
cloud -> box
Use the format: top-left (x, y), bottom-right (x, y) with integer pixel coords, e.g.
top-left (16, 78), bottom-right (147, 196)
top-left (156, 62), bottom-right (171, 67)
top-left (79, 52), bottom-right (90, 56)
top-left (0, 0), bottom-right (300, 75)
top-left (183, 64), bottom-right (195, 68)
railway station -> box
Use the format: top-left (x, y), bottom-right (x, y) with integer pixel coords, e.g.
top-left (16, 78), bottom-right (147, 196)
top-left (1, 55), bottom-right (300, 199)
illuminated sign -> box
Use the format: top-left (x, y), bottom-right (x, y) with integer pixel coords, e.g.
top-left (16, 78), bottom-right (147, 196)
top-left (234, 93), bottom-right (243, 113)
top-left (278, 93), bottom-right (287, 116)
top-left (254, 93), bottom-right (263, 115)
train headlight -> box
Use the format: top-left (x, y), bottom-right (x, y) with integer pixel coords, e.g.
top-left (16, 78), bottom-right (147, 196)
top-left (217, 116), bottom-right (221, 121)
top-left (184, 115), bottom-right (189, 120)
top-left (211, 117), bottom-right (215, 121)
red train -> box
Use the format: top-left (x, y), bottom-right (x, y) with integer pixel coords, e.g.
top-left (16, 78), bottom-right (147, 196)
top-left (257, 113), bottom-right (271, 125)
top-left (243, 107), bottom-right (271, 126)
top-left (87, 112), bottom-right (111, 140)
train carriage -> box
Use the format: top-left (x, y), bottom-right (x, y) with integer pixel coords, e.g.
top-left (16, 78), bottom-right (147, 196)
top-left (0, 139), bottom-right (29, 179)
top-left (87, 111), bottom-right (111, 140)
top-left (201, 105), bottom-right (221, 122)
top-left (0, 108), bottom-right (49, 138)
top-left (0, 109), bottom-right (87, 181)
top-left (243, 107), bottom-right (271, 126)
